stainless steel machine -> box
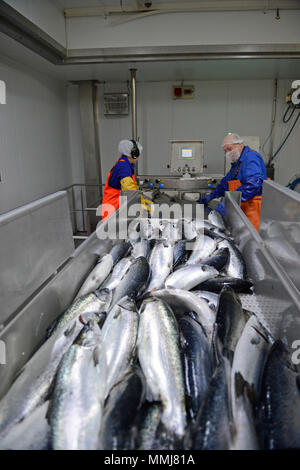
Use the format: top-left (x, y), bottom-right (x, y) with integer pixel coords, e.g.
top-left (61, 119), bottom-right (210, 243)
top-left (0, 181), bottom-right (300, 403)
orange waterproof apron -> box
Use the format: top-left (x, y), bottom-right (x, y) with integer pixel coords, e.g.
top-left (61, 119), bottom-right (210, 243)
top-left (228, 161), bottom-right (262, 232)
top-left (101, 158), bottom-right (136, 220)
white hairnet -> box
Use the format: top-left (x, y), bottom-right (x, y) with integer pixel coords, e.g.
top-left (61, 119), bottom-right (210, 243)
top-left (118, 139), bottom-right (143, 157)
top-left (222, 133), bottom-right (244, 147)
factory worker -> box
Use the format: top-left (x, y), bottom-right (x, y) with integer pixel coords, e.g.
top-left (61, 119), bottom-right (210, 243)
top-left (101, 139), bottom-right (153, 220)
top-left (200, 133), bottom-right (267, 231)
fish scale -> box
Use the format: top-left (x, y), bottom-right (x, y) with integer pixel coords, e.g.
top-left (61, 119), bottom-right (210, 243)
top-left (137, 298), bottom-right (187, 438)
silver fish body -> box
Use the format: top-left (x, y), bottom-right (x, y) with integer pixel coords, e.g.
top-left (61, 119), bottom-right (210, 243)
top-left (213, 286), bottom-right (248, 362)
top-left (99, 369), bottom-right (145, 450)
top-left (0, 401), bottom-right (50, 450)
top-left (151, 288), bottom-right (216, 341)
top-left (179, 315), bottom-right (212, 421)
top-left (49, 321), bottom-right (104, 450)
top-left (160, 220), bottom-right (181, 242)
top-left (100, 297), bottom-right (139, 399)
top-left (192, 290), bottom-right (219, 312)
top-left (109, 241), bottom-right (132, 265)
top-left (208, 210), bottom-right (226, 231)
top-left (75, 254), bottom-right (114, 298)
top-left (131, 239), bottom-right (152, 260)
top-left (178, 218), bottom-right (198, 241)
top-left (191, 359), bottom-right (232, 450)
top-left (230, 376), bottom-right (259, 450)
top-left (111, 256), bottom-right (150, 307)
top-left (102, 256), bottom-right (133, 291)
top-left (218, 239), bottom-right (247, 279)
top-left (187, 235), bottom-right (217, 265)
top-left (165, 264), bottom-right (218, 291)
top-left (0, 321), bottom-right (86, 439)
top-left (136, 403), bottom-right (162, 450)
top-left (137, 298), bottom-right (186, 438)
top-left (145, 242), bottom-right (173, 293)
top-left (231, 315), bottom-right (270, 420)
top-left (49, 290), bottom-right (112, 337)
top-left (257, 340), bottom-right (300, 449)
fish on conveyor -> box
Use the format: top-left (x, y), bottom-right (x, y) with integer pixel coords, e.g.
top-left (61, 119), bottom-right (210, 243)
top-left (208, 209), bottom-right (227, 231)
top-left (160, 220), bottom-right (181, 242)
top-left (192, 290), bottom-right (219, 312)
top-left (186, 234), bottom-right (217, 265)
top-left (144, 242), bottom-right (173, 294)
top-left (99, 297), bottom-right (139, 400)
top-left (0, 401), bottom-right (50, 450)
top-left (165, 264), bottom-right (218, 291)
top-left (48, 289), bottom-right (112, 337)
top-left (173, 239), bottom-right (187, 270)
top-left (189, 359), bottom-right (232, 450)
top-left (140, 218), bottom-right (157, 239)
top-left (0, 292), bottom-right (110, 440)
top-left (102, 256), bottom-right (133, 291)
top-left (231, 315), bottom-right (270, 420)
top-left (99, 370), bottom-right (145, 450)
top-left (151, 288), bottom-right (216, 341)
top-left (135, 403), bottom-right (162, 450)
top-left (218, 239), bottom-right (247, 279)
top-left (202, 247), bottom-right (230, 271)
top-left (230, 375), bottom-right (259, 450)
top-left (257, 340), bottom-right (300, 450)
top-left (131, 238), bottom-right (151, 260)
top-left (48, 321), bottom-right (104, 450)
top-left (195, 276), bottom-right (253, 294)
top-left (178, 316), bottom-right (212, 421)
top-left (111, 256), bottom-right (150, 307)
top-left (127, 218), bottom-right (141, 242)
top-left (203, 227), bottom-right (233, 242)
top-left (137, 298), bottom-right (187, 438)
top-left (109, 241), bottom-right (132, 265)
top-left (176, 218), bottom-right (198, 241)
top-left (75, 254), bottom-right (114, 299)
top-left (213, 286), bottom-right (248, 363)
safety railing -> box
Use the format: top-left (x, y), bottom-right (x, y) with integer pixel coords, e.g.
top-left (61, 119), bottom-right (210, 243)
top-left (61, 183), bottom-right (104, 238)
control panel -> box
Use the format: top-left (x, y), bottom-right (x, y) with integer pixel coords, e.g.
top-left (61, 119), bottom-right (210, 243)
top-left (169, 140), bottom-right (204, 175)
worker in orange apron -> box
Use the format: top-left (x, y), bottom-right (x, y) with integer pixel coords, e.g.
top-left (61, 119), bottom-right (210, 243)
top-left (200, 133), bottom-right (267, 231)
top-left (101, 139), bottom-right (153, 220)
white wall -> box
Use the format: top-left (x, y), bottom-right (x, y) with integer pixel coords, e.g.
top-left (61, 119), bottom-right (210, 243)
top-left (66, 10), bottom-right (300, 49)
top-left (85, 78), bottom-right (299, 187)
top-left (0, 54), bottom-right (71, 214)
top-left (4, 0), bottom-right (66, 47)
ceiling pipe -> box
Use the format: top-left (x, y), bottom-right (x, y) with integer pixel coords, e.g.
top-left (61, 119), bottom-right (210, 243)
top-left (130, 68), bottom-right (138, 175)
top-left (64, 1), bottom-right (300, 17)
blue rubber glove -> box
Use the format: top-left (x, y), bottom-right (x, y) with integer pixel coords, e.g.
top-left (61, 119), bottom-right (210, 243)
top-left (215, 202), bottom-right (225, 216)
top-left (199, 194), bottom-right (211, 205)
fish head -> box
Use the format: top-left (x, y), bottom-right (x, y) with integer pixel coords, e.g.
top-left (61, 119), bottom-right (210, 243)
top-left (117, 296), bottom-right (137, 313)
top-left (74, 320), bottom-right (102, 349)
top-left (94, 288), bottom-right (113, 311)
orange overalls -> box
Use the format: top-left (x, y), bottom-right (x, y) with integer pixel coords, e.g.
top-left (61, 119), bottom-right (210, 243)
top-left (101, 157), bottom-right (136, 220)
top-left (228, 161), bottom-right (262, 232)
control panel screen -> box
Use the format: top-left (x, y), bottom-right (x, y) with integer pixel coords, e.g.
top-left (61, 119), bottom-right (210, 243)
top-left (181, 148), bottom-right (194, 158)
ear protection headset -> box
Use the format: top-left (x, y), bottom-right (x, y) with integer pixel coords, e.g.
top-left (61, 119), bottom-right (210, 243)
top-left (130, 140), bottom-right (140, 159)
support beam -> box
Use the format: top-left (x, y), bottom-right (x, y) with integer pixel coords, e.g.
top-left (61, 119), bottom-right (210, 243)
top-left (78, 81), bottom-right (102, 234)
top-left (0, 0), bottom-right (65, 64)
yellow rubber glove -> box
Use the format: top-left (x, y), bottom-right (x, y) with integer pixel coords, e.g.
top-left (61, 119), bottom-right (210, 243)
top-left (120, 176), bottom-right (139, 191)
top-left (141, 195), bottom-right (154, 214)
top-left (120, 177), bottom-right (153, 213)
